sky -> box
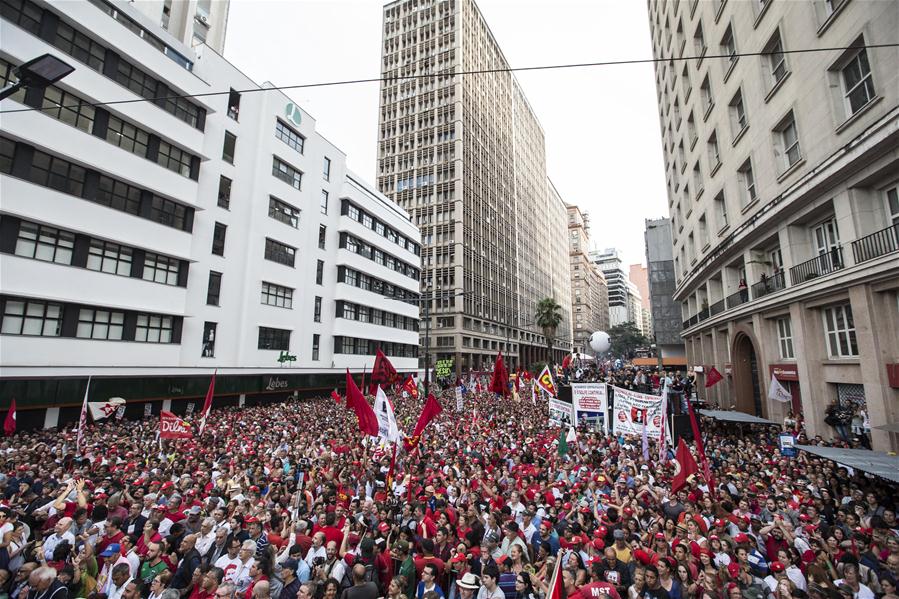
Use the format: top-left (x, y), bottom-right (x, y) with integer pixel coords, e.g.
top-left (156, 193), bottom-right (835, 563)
top-left (223, 0), bottom-right (668, 267)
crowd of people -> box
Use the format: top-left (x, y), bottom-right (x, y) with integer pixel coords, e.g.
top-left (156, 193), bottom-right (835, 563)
top-left (1, 376), bottom-right (897, 599)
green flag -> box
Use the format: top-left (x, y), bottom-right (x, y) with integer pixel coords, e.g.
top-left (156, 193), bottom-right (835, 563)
top-left (558, 427), bottom-right (568, 456)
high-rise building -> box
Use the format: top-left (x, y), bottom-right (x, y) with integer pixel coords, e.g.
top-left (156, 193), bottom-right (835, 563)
top-left (0, 0), bottom-right (418, 428)
top-left (590, 248), bottom-right (631, 327)
top-left (377, 0), bottom-right (572, 373)
top-left (567, 203), bottom-right (609, 352)
top-left (648, 0), bottom-right (899, 449)
top-left (129, 0), bottom-right (230, 53)
top-left (629, 263), bottom-right (654, 338)
top-left (644, 218), bottom-right (685, 361)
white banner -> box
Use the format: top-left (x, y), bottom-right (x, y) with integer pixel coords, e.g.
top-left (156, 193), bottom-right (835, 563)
top-left (572, 383), bottom-right (608, 433)
top-left (88, 398), bottom-right (126, 421)
top-left (549, 398), bottom-right (575, 427)
top-left (374, 386), bottom-right (400, 443)
top-left (611, 386), bottom-right (665, 438)
top-left (455, 386), bottom-right (464, 412)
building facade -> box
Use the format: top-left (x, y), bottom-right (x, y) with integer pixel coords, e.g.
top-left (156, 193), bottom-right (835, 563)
top-left (629, 263), bottom-right (654, 338)
top-left (0, 0), bottom-right (419, 428)
top-left (130, 0), bottom-right (230, 53)
top-left (644, 218), bottom-right (685, 360)
top-left (648, 0), bottom-right (899, 449)
top-left (377, 0), bottom-right (572, 373)
top-left (590, 248), bottom-right (633, 328)
top-left (566, 203), bottom-right (609, 353)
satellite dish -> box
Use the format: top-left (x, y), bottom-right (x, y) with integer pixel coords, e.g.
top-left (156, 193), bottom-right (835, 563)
top-left (589, 331), bottom-right (611, 353)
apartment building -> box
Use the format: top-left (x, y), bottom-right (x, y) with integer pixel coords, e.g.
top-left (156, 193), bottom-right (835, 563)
top-left (648, 0), bottom-right (899, 449)
top-left (567, 203), bottom-right (610, 353)
top-left (130, 0), bottom-right (230, 53)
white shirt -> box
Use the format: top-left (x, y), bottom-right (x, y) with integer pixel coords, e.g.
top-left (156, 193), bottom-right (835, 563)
top-left (108, 578), bottom-right (131, 599)
top-left (215, 555), bottom-right (243, 584)
top-left (42, 531), bottom-right (76, 561)
top-left (832, 580), bottom-right (875, 599)
top-left (195, 530), bottom-right (216, 555)
top-left (304, 545), bottom-right (326, 568)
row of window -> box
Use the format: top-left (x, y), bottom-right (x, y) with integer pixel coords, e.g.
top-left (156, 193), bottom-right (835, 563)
top-left (0, 296), bottom-right (181, 343)
top-left (1, 216), bottom-right (188, 286)
top-left (341, 199), bottom-right (422, 256)
top-left (770, 304), bottom-right (857, 363)
top-left (1, 0), bottom-right (205, 129)
top-left (0, 137), bottom-right (194, 232)
top-left (337, 266), bottom-right (420, 306)
top-left (333, 336), bottom-right (418, 358)
top-left (336, 300), bottom-right (420, 332)
top-left (339, 233), bottom-right (420, 282)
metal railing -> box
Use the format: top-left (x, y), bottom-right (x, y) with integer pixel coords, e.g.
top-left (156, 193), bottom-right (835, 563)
top-left (852, 224), bottom-right (899, 264)
top-left (789, 246), bottom-right (844, 285)
top-left (726, 289), bottom-right (750, 309)
top-left (751, 270), bottom-right (787, 299)
top-left (709, 298), bottom-right (726, 317)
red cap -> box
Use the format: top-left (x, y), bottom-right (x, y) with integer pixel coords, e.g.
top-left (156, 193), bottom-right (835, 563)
top-left (770, 561), bottom-right (785, 573)
top-left (245, 516), bottom-right (259, 524)
top-left (727, 562), bottom-right (740, 577)
top-left (161, 481), bottom-right (174, 490)
top-left (655, 532), bottom-right (666, 540)
top-left (592, 539), bottom-right (605, 551)
top-left (378, 522), bottom-right (390, 533)
top-left (733, 533), bottom-right (750, 544)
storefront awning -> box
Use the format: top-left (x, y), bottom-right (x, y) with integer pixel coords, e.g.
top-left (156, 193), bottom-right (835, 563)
top-left (698, 409), bottom-right (778, 426)
top-left (873, 422), bottom-right (899, 434)
top-left (796, 445), bottom-right (899, 484)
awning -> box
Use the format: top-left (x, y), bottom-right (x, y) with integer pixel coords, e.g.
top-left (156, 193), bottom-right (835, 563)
top-left (873, 422), bottom-right (899, 434)
top-left (796, 445), bottom-right (899, 484)
top-left (698, 409), bottom-right (778, 425)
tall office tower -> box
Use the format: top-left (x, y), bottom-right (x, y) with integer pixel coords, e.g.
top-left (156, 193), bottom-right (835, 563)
top-left (567, 204), bottom-right (610, 352)
top-left (377, 0), bottom-right (572, 374)
top-left (644, 218), bottom-right (684, 361)
top-left (629, 263), bottom-right (653, 338)
top-left (590, 248), bottom-right (632, 328)
top-left (129, 0), bottom-right (230, 53)
top-left (648, 0), bottom-right (898, 449)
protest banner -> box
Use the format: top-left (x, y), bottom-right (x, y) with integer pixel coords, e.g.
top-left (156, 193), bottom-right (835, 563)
top-left (455, 385), bottom-right (464, 412)
top-left (549, 397), bottom-right (575, 427)
top-left (611, 386), bottom-right (665, 438)
top-left (572, 383), bottom-right (608, 433)
top-left (160, 411), bottom-right (193, 439)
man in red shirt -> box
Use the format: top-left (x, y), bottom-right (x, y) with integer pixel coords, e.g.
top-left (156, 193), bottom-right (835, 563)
top-left (188, 567), bottom-right (222, 599)
top-left (96, 517), bottom-right (126, 557)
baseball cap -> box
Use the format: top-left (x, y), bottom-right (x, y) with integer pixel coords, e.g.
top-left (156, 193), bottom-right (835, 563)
top-left (100, 543), bottom-right (121, 557)
top-left (378, 522), bottom-right (390, 534)
top-left (770, 561), bottom-right (785, 573)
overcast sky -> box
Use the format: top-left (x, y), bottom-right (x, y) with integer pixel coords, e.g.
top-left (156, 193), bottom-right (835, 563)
top-left (224, 0), bottom-right (668, 267)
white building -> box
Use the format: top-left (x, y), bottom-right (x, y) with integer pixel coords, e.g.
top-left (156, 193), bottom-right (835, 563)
top-left (129, 0), bottom-right (230, 54)
top-left (0, 0), bottom-right (419, 426)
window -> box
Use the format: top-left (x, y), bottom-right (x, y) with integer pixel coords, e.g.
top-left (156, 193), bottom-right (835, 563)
top-left (681, 66), bottom-right (691, 101)
top-left (143, 253), bottom-right (180, 285)
top-left (95, 175), bottom-right (141, 216)
top-left (272, 157), bottom-right (302, 190)
top-left (776, 317), bottom-right (794, 359)
top-left (823, 304), bottom-right (858, 358)
top-left (76, 308), bottom-right (124, 340)
top-left (687, 112), bottom-right (697, 147)
top-left (320, 190), bottom-right (329, 215)
top-left (135, 313), bottom-right (174, 343)
top-left (86, 239), bottom-right (132, 276)
top-left (841, 47), bottom-right (875, 116)
top-left (316, 260), bottom-right (324, 285)
top-left (700, 75), bottom-right (713, 114)
top-left (206, 271), bottom-right (222, 306)
top-left (222, 131), bottom-right (236, 164)
top-left (264, 238), bottom-right (296, 267)
top-left (693, 22), bottom-right (706, 57)
top-left (692, 162), bottom-right (703, 196)
top-left (156, 141), bottom-right (193, 178)
top-left (275, 120), bottom-right (304, 154)
top-left (149, 196), bottom-right (189, 230)
top-left (775, 111), bottom-right (802, 169)
top-left (737, 159), bottom-right (757, 205)
top-left (765, 32), bottom-right (788, 86)
top-left (715, 190), bottom-right (728, 229)
top-left (323, 157), bottom-right (331, 180)
top-left (721, 25), bottom-right (737, 74)
top-left (813, 218), bottom-right (840, 256)
top-left (708, 131), bottom-right (720, 171)
top-left (29, 150), bottom-right (87, 197)
top-left (15, 221), bottom-right (75, 265)
top-left (268, 197), bottom-right (300, 228)
top-left (312, 334), bottom-right (320, 361)
top-left (318, 225), bottom-right (327, 250)
top-left (227, 88), bottom-right (241, 121)
top-left (730, 90), bottom-right (747, 138)
top-left (54, 20), bottom-right (105, 71)
top-left (202, 322), bottom-right (216, 357)
top-left (41, 85), bottom-right (95, 133)
top-left (258, 326), bottom-right (290, 351)
top-left (106, 115), bottom-right (149, 157)
top-left (1, 299), bottom-right (61, 336)
top-left (261, 282), bottom-right (293, 309)
top-left (211, 222), bottom-right (227, 256)
top-left (313, 296), bottom-right (322, 322)
top-left (217, 176), bottom-right (231, 209)
top-left (886, 187), bottom-right (899, 227)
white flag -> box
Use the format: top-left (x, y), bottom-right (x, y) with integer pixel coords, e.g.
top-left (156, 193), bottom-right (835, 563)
top-left (768, 374), bottom-right (793, 403)
top-left (374, 386), bottom-right (400, 442)
top-left (88, 397), bottom-right (126, 421)
top-left (76, 376), bottom-right (91, 454)
top-left (566, 426), bottom-right (577, 444)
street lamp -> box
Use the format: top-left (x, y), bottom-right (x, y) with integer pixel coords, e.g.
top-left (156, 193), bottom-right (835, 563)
top-left (0, 53), bottom-right (75, 101)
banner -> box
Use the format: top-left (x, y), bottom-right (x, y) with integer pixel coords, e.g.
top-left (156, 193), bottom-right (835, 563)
top-left (455, 385), bottom-right (464, 412)
top-left (159, 411), bottom-right (193, 439)
top-left (536, 366), bottom-right (557, 397)
top-left (549, 397), bottom-right (575, 427)
top-left (374, 386), bottom-right (400, 443)
top-left (144, 403), bottom-right (153, 417)
top-left (435, 359), bottom-right (454, 378)
top-left (88, 398), bottom-right (126, 421)
top-left (572, 383), bottom-right (607, 433)
top-left (611, 386), bottom-right (665, 438)
top-left (768, 374), bottom-right (792, 403)
top-left (779, 432), bottom-right (797, 457)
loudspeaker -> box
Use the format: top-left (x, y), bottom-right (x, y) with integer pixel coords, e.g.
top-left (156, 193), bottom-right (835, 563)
top-left (671, 414), bottom-right (694, 444)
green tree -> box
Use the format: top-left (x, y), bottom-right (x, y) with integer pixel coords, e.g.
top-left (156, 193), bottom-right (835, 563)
top-left (608, 321), bottom-right (649, 360)
top-left (535, 297), bottom-right (563, 366)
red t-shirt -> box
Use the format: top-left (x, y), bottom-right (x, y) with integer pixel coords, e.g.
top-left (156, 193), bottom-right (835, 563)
top-left (96, 530), bottom-right (125, 556)
top-left (580, 581), bottom-right (621, 599)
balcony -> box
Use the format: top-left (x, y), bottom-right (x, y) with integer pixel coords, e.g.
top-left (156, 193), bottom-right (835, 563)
top-left (751, 271), bottom-right (786, 300)
top-left (852, 224), bottom-right (899, 264)
top-left (726, 289), bottom-right (750, 309)
top-left (709, 298), bottom-right (726, 317)
top-left (789, 246), bottom-right (844, 285)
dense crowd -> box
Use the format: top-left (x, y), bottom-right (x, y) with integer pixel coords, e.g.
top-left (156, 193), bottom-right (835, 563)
top-left (1, 378), bottom-right (897, 599)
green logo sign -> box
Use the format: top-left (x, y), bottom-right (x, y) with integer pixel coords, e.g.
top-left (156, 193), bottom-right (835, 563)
top-left (277, 350), bottom-right (297, 364)
top-left (285, 102), bottom-right (302, 126)
top-left (435, 358), bottom-right (454, 378)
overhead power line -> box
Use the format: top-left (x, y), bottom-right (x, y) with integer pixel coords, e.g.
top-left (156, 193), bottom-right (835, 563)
top-left (0, 43), bottom-right (897, 116)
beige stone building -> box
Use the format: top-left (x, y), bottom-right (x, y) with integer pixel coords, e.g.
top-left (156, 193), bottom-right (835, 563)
top-left (648, 0), bottom-right (899, 450)
top-left (567, 204), bottom-right (610, 352)
top-left (377, 0), bottom-right (572, 374)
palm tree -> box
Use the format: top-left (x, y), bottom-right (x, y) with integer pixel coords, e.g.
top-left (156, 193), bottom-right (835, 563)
top-left (535, 297), bottom-right (563, 366)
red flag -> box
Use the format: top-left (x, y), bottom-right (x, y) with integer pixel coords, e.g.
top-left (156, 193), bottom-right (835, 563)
top-left (3, 399), bottom-right (15, 436)
top-left (403, 375), bottom-right (419, 399)
top-left (686, 396), bottom-right (716, 498)
top-left (345, 370), bottom-right (379, 436)
top-left (199, 370), bottom-right (215, 435)
top-left (331, 389), bottom-right (342, 404)
top-left (369, 348), bottom-right (398, 395)
top-left (403, 393), bottom-right (443, 451)
top-left (704, 366), bottom-right (723, 387)
top-left (160, 411), bottom-right (193, 439)
top-left (489, 351), bottom-right (509, 396)
top-left (671, 438), bottom-right (699, 494)
top-left (545, 546), bottom-right (564, 599)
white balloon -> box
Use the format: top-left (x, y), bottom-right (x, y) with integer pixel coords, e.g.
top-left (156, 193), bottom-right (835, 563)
top-left (589, 331), bottom-right (611, 353)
